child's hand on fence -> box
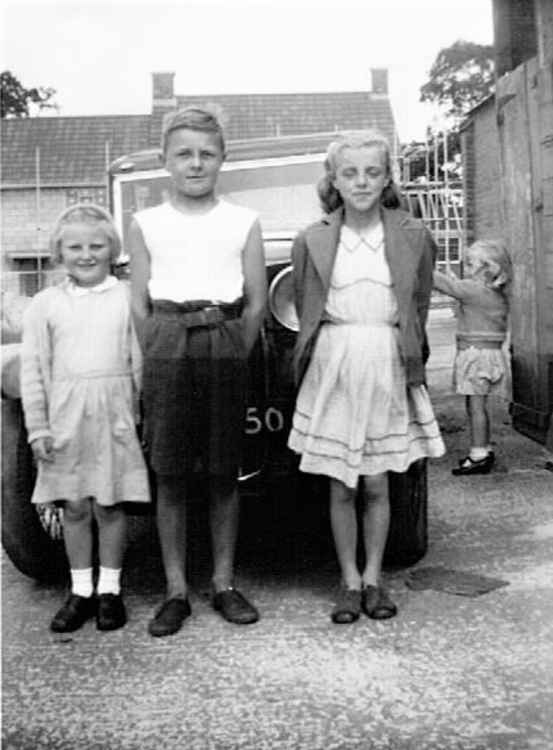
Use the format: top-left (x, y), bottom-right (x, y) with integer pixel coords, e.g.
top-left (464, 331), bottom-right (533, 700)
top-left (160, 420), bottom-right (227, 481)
top-left (31, 436), bottom-right (55, 463)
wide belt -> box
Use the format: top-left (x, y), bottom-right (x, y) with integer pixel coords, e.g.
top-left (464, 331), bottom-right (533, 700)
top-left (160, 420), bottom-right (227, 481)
top-left (151, 299), bottom-right (242, 328)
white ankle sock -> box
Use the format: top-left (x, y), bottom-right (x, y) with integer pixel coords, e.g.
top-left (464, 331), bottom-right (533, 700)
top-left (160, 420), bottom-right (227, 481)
top-left (97, 566), bottom-right (121, 595)
top-left (70, 567), bottom-right (94, 598)
top-left (469, 447), bottom-right (489, 461)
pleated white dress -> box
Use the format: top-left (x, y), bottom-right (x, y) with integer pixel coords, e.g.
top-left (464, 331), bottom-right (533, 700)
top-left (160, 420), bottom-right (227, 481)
top-left (288, 223), bottom-right (445, 489)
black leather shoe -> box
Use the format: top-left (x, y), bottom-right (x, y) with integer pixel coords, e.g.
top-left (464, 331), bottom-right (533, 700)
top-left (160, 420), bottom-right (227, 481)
top-left (148, 598), bottom-right (191, 637)
top-left (452, 452), bottom-right (495, 476)
top-left (50, 594), bottom-right (96, 633)
top-left (212, 588), bottom-right (259, 625)
top-left (97, 593), bottom-right (127, 631)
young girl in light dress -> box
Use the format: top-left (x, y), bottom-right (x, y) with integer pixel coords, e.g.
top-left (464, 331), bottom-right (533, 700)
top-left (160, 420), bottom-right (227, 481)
top-left (433, 239), bottom-right (512, 475)
top-left (288, 131), bottom-right (445, 624)
top-left (21, 204), bottom-right (150, 633)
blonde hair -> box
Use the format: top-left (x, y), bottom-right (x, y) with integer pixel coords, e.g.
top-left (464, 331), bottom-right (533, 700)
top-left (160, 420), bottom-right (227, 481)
top-left (466, 239), bottom-right (512, 291)
top-left (49, 203), bottom-right (121, 264)
top-left (161, 106), bottom-right (226, 156)
top-left (318, 129), bottom-right (397, 213)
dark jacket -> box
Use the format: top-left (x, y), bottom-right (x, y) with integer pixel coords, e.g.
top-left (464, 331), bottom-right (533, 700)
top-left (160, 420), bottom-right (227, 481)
top-left (291, 206), bottom-right (437, 387)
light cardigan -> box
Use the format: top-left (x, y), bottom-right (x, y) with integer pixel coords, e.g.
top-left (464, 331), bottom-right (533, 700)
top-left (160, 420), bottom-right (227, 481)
top-left (20, 277), bottom-right (142, 443)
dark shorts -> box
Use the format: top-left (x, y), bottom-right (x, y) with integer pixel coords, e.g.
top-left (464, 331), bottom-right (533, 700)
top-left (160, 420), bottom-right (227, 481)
top-left (142, 300), bottom-right (247, 478)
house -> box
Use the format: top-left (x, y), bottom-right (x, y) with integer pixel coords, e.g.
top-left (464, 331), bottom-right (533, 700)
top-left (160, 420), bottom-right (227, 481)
top-left (1, 68), bottom-right (397, 291)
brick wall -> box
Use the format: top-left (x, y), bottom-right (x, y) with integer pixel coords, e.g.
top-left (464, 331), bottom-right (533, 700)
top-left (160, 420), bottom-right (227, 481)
top-left (461, 97), bottom-right (503, 248)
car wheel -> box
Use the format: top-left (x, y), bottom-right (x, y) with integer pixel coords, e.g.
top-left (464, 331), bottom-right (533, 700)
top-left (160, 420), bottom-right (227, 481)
top-left (385, 459), bottom-right (428, 567)
top-left (1, 398), bottom-right (67, 582)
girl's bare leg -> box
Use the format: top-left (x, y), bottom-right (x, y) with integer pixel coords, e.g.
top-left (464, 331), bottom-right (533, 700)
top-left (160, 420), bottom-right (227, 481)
top-left (467, 394), bottom-right (490, 450)
top-left (329, 478), bottom-right (361, 589)
top-left (93, 501), bottom-right (126, 569)
top-left (62, 497), bottom-right (94, 570)
top-left (360, 473), bottom-right (390, 587)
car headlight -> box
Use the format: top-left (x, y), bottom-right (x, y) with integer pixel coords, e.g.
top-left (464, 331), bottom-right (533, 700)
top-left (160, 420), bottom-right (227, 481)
top-left (268, 265), bottom-right (299, 332)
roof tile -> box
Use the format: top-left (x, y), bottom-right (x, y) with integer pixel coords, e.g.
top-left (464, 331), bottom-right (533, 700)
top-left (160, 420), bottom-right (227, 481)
top-left (2, 91), bottom-right (396, 187)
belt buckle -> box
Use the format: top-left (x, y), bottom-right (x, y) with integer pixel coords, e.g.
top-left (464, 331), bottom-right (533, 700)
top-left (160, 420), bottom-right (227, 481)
top-left (202, 305), bottom-right (222, 326)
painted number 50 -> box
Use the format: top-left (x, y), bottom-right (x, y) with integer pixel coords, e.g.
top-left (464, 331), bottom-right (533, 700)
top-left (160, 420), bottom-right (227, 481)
top-left (245, 406), bottom-right (284, 435)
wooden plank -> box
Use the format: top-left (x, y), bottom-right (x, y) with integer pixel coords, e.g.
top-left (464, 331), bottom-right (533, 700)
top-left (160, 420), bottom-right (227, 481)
top-left (496, 63), bottom-right (539, 400)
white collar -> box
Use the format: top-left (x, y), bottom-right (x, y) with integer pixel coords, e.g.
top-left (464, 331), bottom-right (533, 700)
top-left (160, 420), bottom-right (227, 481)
top-left (64, 275), bottom-right (118, 297)
top-left (340, 223), bottom-right (384, 253)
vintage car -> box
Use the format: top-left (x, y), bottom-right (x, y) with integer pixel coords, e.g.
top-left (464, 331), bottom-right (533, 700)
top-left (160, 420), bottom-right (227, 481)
top-left (1, 133), bottom-right (428, 582)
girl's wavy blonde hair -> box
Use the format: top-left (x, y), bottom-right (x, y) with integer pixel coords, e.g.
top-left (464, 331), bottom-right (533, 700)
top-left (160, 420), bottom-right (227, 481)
top-left (466, 239), bottom-right (512, 292)
top-left (317, 129), bottom-right (402, 213)
top-left (49, 203), bottom-right (122, 264)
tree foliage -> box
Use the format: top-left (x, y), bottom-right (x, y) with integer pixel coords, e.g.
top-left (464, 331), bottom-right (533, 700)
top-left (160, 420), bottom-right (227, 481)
top-left (1, 70), bottom-right (57, 118)
top-left (420, 40), bottom-right (495, 121)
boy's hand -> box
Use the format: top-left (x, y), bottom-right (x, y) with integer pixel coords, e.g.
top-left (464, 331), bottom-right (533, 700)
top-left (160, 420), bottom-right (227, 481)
top-left (31, 436), bottom-right (55, 463)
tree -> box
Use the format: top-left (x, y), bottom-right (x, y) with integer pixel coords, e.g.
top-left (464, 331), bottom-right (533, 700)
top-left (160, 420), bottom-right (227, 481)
top-left (420, 40), bottom-right (495, 122)
top-left (1, 70), bottom-right (57, 118)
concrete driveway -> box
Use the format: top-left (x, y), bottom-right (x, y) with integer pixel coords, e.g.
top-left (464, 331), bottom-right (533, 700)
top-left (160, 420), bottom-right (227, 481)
top-left (3, 308), bottom-right (553, 750)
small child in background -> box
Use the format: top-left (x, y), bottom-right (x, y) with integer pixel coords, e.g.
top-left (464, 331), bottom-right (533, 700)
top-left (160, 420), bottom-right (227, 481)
top-left (433, 239), bottom-right (512, 475)
top-left (21, 204), bottom-right (151, 633)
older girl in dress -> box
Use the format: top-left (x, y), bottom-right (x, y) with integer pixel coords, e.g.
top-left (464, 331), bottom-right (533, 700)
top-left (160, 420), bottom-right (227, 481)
top-left (288, 131), bottom-right (445, 624)
top-left (21, 204), bottom-right (150, 633)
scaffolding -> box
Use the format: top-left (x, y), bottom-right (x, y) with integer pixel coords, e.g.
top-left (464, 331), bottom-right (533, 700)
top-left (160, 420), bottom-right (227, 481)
top-left (402, 181), bottom-right (464, 275)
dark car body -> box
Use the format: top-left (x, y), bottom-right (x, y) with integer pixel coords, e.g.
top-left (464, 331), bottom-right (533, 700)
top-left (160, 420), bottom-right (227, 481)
top-left (1, 134), bottom-right (428, 581)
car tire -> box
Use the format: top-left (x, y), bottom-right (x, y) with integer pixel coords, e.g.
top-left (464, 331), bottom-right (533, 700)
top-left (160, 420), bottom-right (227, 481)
top-left (385, 459), bottom-right (428, 568)
top-left (1, 398), bottom-right (67, 582)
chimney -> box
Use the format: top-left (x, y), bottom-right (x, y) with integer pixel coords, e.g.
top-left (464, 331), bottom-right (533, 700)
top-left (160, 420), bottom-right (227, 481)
top-left (152, 72), bottom-right (176, 111)
top-left (150, 72), bottom-right (177, 148)
top-left (370, 68), bottom-right (388, 96)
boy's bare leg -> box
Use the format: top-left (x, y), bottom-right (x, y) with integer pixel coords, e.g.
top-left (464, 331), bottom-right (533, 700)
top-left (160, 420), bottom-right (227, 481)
top-left (209, 475), bottom-right (239, 591)
top-left (209, 475), bottom-right (259, 624)
top-left (156, 475), bottom-right (188, 599)
top-left (148, 475), bottom-right (191, 636)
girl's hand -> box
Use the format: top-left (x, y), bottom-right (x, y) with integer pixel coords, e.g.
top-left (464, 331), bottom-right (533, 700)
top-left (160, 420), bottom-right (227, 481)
top-left (31, 437), bottom-right (55, 463)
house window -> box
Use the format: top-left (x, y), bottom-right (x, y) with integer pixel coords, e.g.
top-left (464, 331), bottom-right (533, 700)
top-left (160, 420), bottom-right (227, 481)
top-left (8, 257), bottom-right (61, 297)
top-left (66, 188), bottom-right (107, 206)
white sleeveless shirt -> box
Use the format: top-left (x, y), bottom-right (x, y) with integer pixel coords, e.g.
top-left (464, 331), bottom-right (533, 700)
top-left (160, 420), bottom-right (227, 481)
top-left (134, 199), bottom-right (258, 303)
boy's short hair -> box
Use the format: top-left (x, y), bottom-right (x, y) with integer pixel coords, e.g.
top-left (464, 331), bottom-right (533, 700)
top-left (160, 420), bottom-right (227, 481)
top-left (161, 107), bottom-right (226, 156)
top-left (49, 203), bottom-right (122, 263)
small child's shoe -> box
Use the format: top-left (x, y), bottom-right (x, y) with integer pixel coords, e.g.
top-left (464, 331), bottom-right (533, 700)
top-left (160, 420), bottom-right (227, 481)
top-left (96, 593), bottom-right (127, 631)
top-left (452, 452), bottom-right (495, 476)
top-left (50, 594), bottom-right (96, 633)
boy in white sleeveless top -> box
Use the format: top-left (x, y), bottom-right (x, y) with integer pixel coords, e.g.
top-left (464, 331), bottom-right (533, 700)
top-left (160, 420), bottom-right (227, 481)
top-left (129, 108), bottom-right (267, 636)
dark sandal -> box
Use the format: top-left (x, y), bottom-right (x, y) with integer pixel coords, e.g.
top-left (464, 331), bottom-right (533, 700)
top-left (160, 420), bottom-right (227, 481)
top-left (331, 589), bottom-right (362, 624)
top-left (362, 585), bottom-right (397, 620)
